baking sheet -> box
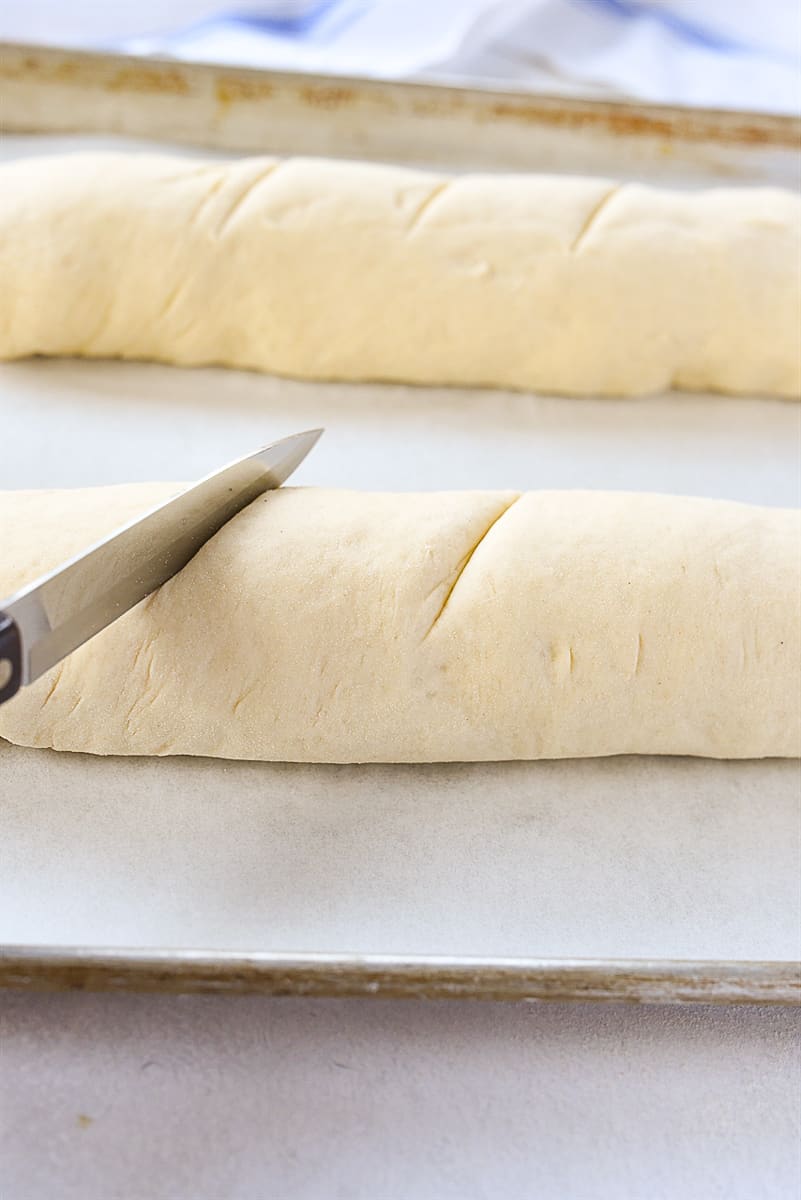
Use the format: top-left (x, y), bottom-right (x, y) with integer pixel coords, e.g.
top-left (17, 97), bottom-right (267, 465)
top-left (1, 116), bottom-right (800, 1002)
top-left (2, 43), bottom-right (800, 186)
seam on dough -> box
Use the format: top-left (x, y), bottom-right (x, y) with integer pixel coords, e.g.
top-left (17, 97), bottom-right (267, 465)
top-left (123, 687), bottom-right (160, 736)
top-left (141, 590), bottom-right (161, 614)
top-left (214, 162), bottom-right (282, 238)
top-left (122, 694), bottom-right (139, 734)
top-left (158, 280), bottom-right (189, 322)
top-left (569, 185), bottom-right (621, 254)
top-left (132, 631), bottom-right (159, 677)
top-left (187, 174), bottom-right (225, 229)
top-left (424, 495), bottom-right (521, 639)
top-left (144, 641), bottom-right (158, 687)
top-left (406, 181), bottom-right (452, 234)
top-left (41, 662), bottom-right (66, 707)
top-left (122, 635), bottom-right (161, 735)
top-left (232, 686), bottom-right (256, 715)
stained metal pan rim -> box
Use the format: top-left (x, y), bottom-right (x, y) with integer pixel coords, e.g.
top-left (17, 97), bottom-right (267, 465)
top-left (1, 40), bottom-right (798, 150)
top-left (1, 947), bottom-right (798, 1005)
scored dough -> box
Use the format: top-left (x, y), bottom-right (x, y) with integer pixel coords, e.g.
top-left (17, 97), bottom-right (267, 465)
top-left (0, 152), bottom-right (799, 398)
top-left (0, 485), bottom-right (798, 762)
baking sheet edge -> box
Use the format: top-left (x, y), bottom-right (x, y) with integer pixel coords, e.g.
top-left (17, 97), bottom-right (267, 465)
top-left (1, 948), bottom-right (798, 1005)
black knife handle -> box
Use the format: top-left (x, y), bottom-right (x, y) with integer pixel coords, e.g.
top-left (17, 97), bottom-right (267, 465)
top-left (0, 612), bottom-right (22, 705)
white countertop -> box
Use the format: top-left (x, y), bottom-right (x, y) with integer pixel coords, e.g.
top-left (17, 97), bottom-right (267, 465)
top-left (2, 992), bottom-right (799, 1199)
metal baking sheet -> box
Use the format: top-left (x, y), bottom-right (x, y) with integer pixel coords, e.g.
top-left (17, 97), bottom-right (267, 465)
top-left (1, 42), bottom-right (799, 185)
top-left (0, 70), bottom-right (799, 1004)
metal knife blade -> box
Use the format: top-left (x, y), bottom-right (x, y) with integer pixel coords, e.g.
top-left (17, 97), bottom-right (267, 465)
top-left (0, 428), bottom-right (322, 705)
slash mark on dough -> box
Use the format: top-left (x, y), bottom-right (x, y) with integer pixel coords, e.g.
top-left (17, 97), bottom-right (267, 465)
top-left (406, 180), bottom-right (451, 234)
top-left (187, 174), bottom-right (224, 228)
top-left (158, 281), bottom-right (189, 321)
top-left (215, 162), bottom-right (282, 238)
top-left (232, 686), bottom-right (256, 715)
top-left (424, 495), bottom-right (521, 638)
top-left (569, 185), bottom-right (620, 254)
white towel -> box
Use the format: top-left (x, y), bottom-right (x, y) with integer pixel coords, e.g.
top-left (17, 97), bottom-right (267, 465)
top-left (120, 0), bottom-right (801, 113)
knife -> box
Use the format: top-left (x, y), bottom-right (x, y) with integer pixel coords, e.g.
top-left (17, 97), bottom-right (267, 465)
top-left (0, 428), bottom-right (322, 706)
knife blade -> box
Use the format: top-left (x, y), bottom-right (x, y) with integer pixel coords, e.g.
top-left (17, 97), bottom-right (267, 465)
top-left (0, 428), bottom-right (322, 706)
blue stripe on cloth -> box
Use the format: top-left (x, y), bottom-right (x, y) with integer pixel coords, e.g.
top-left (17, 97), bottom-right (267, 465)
top-left (572, 0), bottom-right (796, 62)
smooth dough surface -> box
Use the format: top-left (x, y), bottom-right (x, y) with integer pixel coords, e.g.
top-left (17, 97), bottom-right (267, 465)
top-left (0, 152), bottom-right (799, 398)
top-left (0, 485), bottom-right (798, 762)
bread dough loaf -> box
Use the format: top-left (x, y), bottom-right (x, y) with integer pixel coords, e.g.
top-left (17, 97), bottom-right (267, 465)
top-left (0, 485), bottom-right (798, 761)
top-left (0, 153), bottom-right (799, 398)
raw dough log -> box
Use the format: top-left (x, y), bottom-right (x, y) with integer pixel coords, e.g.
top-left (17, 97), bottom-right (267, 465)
top-left (0, 485), bottom-right (798, 762)
top-left (0, 153), bottom-right (799, 398)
